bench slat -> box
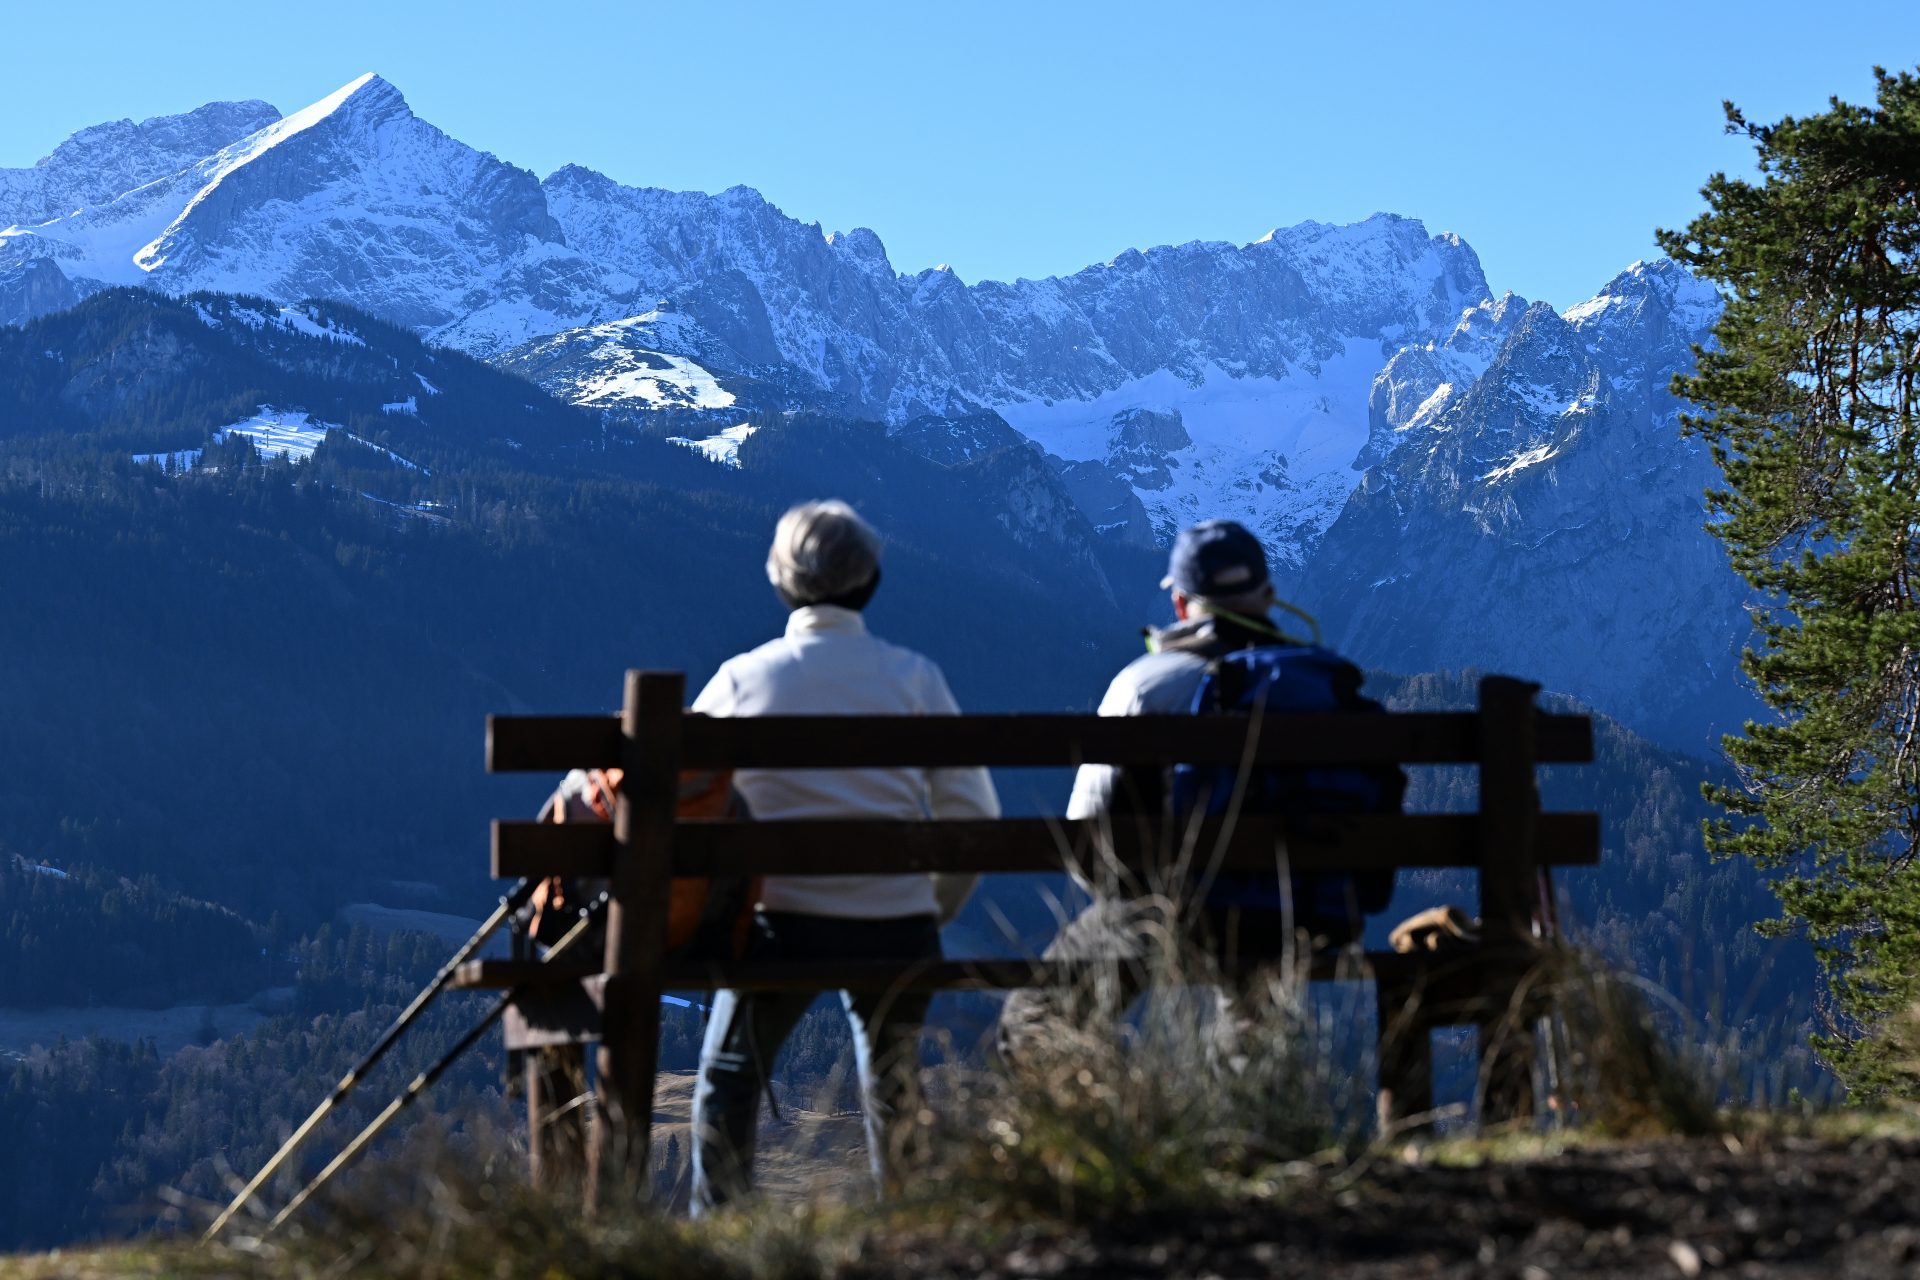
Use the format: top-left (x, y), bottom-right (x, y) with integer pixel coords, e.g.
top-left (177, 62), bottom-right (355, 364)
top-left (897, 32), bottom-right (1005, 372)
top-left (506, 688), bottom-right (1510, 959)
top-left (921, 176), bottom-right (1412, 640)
top-left (492, 821), bottom-right (613, 879)
top-left (456, 952), bottom-right (1510, 994)
top-left (488, 710), bottom-right (1594, 773)
top-left (491, 812), bottom-right (1600, 879)
top-left (453, 960), bottom-right (600, 989)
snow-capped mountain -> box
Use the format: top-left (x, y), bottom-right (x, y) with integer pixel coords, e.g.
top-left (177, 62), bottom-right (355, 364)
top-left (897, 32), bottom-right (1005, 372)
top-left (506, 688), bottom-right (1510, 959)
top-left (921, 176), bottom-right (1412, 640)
top-left (0, 75), bottom-right (604, 341)
top-left (0, 73), bottom-right (1750, 747)
top-left (0, 98), bottom-right (279, 228)
top-left (1297, 261), bottom-right (1746, 753)
top-left (521, 176), bottom-right (1490, 565)
top-left (516, 173), bottom-right (1492, 564)
top-left (0, 75), bottom-right (1535, 572)
top-left (3, 74), bottom-right (1489, 567)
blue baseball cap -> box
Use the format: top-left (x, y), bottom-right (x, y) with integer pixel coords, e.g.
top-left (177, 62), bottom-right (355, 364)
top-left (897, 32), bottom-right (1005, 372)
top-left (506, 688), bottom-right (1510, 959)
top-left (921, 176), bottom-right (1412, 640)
top-left (1161, 520), bottom-right (1271, 598)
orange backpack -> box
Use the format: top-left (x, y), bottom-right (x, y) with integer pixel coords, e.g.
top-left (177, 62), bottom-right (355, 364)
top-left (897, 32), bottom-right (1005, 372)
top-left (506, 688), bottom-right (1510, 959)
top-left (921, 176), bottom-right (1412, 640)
top-left (528, 767), bottom-right (758, 960)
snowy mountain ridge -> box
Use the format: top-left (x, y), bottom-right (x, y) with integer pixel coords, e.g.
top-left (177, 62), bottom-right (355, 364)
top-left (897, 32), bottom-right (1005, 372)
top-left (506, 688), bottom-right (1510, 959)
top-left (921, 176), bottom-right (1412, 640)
top-left (1300, 257), bottom-right (1743, 753)
top-left (0, 98), bottom-right (280, 228)
top-left (0, 74), bottom-right (1498, 567)
top-left (1, 75), bottom-right (595, 338)
top-left (0, 74), bottom-right (1749, 748)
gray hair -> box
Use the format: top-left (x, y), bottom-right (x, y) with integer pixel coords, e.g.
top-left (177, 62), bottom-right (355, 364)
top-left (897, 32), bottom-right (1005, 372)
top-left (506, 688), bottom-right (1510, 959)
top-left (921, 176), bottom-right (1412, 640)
top-left (765, 499), bottom-right (882, 606)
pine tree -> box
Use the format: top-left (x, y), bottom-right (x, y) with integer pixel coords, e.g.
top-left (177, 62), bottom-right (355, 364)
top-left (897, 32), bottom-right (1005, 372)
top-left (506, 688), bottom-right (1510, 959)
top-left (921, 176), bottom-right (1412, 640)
top-left (1658, 67), bottom-right (1920, 1097)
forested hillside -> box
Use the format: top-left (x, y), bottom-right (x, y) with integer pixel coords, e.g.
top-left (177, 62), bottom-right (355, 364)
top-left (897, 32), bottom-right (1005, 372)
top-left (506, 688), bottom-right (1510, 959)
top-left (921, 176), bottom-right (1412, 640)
top-left (0, 289), bottom-right (1148, 925)
top-left (0, 858), bottom-right (260, 1008)
top-left (0, 925), bottom-right (495, 1251)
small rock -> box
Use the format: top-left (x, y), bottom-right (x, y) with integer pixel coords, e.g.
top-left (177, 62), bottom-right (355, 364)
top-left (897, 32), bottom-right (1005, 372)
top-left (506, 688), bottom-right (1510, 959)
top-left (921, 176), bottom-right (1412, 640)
top-left (1668, 1240), bottom-right (1703, 1277)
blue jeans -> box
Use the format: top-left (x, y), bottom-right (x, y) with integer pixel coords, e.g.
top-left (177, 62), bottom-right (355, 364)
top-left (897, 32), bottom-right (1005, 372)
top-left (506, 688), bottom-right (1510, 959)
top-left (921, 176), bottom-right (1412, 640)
top-left (690, 910), bottom-right (941, 1213)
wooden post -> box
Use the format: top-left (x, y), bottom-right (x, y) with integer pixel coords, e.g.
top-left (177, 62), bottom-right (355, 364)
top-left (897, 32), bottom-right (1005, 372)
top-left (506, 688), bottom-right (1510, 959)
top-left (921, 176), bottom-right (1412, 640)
top-left (1374, 976), bottom-right (1433, 1133)
top-left (589, 670), bottom-right (682, 1207)
top-left (1476, 675), bottom-right (1540, 1124)
top-left (527, 1045), bottom-right (589, 1189)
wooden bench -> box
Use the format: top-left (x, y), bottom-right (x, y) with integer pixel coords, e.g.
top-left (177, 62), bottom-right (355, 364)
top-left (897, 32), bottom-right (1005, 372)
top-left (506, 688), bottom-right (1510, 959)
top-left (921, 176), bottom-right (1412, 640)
top-left (459, 670), bottom-right (1597, 1198)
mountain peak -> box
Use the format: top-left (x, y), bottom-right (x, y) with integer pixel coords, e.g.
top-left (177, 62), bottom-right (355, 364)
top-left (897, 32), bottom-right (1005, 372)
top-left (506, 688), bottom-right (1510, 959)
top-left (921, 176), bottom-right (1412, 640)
top-left (543, 162), bottom-right (607, 190)
top-left (128, 75), bottom-right (409, 273)
top-left (826, 226), bottom-right (889, 266)
top-left (1564, 258), bottom-right (1721, 337)
top-left (1253, 211), bottom-right (1432, 248)
top-left (293, 73), bottom-right (408, 127)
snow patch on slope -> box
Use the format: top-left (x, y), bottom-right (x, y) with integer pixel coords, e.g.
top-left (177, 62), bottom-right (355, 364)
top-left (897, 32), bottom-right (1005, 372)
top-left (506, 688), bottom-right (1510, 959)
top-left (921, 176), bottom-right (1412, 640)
top-left (577, 349), bottom-right (734, 410)
top-left (666, 422), bottom-right (757, 468)
top-left (1482, 441), bottom-right (1561, 482)
top-left (215, 408), bottom-right (330, 461)
top-left (273, 304), bottom-right (366, 346)
top-left (996, 340), bottom-right (1381, 560)
top-left (511, 310), bottom-right (740, 412)
top-left (167, 406), bottom-right (428, 473)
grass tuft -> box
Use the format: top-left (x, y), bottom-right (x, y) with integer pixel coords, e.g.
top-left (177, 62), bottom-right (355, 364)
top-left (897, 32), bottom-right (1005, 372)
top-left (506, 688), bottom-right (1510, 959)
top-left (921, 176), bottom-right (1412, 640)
top-left (911, 900), bottom-right (1347, 1222)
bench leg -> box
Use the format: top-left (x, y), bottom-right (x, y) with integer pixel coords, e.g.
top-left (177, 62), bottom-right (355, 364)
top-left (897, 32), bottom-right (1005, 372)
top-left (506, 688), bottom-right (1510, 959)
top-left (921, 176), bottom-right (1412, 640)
top-left (526, 1045), bottom-right (590, 1192)
top-left (1375, 978), bottom-right (1433, 1134)
top-left (1477, 969), bottom-right (1538, 1125)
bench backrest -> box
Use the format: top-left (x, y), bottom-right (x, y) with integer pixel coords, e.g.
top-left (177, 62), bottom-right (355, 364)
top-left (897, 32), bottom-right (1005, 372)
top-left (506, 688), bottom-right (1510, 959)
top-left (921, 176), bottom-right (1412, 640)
top-left (489, 671), bottom-right (1597, 940)
top-left (485, 669), bottom-right (1597, 1188)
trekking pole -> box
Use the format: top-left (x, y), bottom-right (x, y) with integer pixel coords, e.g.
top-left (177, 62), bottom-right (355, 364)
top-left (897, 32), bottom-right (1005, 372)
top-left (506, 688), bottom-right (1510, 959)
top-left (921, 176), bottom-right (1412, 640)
top-left (260, 897), bottom-right (604, 1237)
top-left (203, 878), bottom-right (538, 1241)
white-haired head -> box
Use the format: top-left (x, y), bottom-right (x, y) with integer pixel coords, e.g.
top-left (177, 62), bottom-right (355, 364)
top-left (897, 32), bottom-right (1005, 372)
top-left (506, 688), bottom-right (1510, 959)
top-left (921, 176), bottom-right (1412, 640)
top-left (766, 499), bottom-right (883, 609)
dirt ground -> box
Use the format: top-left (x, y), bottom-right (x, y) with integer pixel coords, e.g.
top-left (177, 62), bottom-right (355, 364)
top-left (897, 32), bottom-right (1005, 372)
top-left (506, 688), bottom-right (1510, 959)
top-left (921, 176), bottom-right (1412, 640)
top-left (848, 1133), bottom-right (1920, 1279)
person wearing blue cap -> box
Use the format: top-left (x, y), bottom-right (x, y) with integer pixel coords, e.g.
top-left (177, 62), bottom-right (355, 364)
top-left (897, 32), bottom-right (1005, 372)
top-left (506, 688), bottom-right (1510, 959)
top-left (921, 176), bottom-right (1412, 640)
top-left (997, 518), bottom-right (1386, 1063)
top-left (1064, 518), bottom-right (1319, 818)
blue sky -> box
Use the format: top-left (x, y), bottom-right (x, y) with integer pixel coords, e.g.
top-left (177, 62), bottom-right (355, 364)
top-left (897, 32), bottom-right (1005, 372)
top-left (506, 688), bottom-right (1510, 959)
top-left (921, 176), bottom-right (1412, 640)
top-left (2, 0), bottom-right (1915, 308)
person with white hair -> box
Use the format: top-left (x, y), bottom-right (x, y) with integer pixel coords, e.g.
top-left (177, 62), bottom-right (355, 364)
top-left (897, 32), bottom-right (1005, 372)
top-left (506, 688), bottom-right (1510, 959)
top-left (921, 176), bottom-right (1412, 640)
top-left (689, 498), bottom-right (1000, 1212)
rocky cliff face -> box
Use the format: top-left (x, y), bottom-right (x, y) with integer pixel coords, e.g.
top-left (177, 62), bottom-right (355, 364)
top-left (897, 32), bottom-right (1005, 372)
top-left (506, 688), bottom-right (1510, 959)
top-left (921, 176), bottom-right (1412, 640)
top-left (0, 99), bottom-right (280, 227)
top-left (0, 258), bottom-right (85, 325)
top-left (1298, 261), bottom-right (1748, 753)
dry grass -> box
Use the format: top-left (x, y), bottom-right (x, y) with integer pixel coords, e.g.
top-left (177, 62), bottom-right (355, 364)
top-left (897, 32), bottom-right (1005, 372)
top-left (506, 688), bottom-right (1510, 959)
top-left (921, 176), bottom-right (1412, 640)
top-left (907, 901), bottom-right (1352, 1222)
top-left (1514, 945), bottom-right (1724, 1137)
top-left (74, 1127), bottom-right (839, 1280)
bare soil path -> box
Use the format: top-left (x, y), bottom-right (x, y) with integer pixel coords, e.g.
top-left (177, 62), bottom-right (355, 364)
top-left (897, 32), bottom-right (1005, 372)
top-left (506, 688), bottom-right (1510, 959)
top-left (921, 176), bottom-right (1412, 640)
top-left (851, 1134), bottom-right (1920, 1278)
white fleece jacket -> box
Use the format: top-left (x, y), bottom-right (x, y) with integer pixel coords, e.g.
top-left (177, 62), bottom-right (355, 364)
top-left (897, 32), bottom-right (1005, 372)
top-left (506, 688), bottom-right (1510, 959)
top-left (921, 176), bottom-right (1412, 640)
top-left (690, 605), bottom-right (1001, 919)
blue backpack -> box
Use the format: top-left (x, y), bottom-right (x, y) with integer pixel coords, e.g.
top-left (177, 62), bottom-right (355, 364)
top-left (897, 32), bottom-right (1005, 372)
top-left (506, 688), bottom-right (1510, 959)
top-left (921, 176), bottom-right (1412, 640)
top-left (1170, 645), bottom-right (1403, 935)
